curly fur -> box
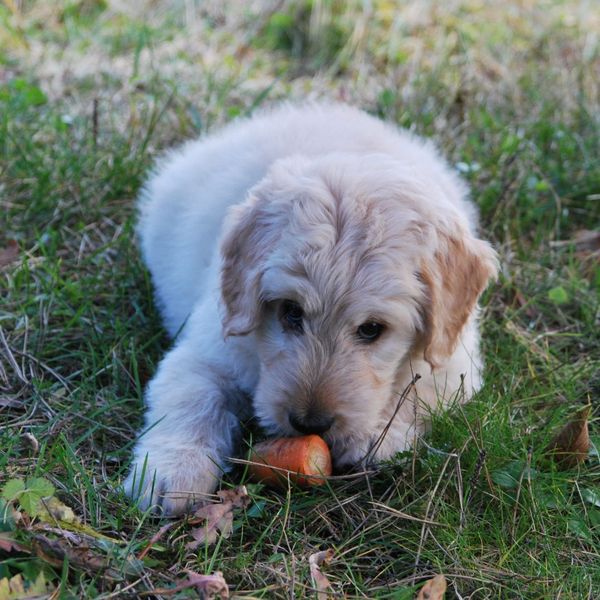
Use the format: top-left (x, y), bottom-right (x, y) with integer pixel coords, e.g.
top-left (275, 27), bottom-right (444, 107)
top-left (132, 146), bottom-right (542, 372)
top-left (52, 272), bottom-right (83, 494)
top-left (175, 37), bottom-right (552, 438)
top-left (124, 103), bottom-right (498, 515)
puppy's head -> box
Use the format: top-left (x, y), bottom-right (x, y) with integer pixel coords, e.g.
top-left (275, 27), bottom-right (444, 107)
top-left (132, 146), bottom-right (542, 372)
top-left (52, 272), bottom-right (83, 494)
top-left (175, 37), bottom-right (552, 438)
top-left (220, 153), bottom-right (497, 465)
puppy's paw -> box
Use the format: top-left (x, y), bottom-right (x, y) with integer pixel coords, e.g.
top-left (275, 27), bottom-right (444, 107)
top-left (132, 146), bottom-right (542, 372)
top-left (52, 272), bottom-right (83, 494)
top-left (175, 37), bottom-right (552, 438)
top-left (124, 447), bottom-right (222, 516)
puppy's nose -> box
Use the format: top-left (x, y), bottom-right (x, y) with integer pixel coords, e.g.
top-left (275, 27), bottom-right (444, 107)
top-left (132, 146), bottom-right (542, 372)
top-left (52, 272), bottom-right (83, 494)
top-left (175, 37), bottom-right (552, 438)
top-left (289, 412), bottom-right (334, 435)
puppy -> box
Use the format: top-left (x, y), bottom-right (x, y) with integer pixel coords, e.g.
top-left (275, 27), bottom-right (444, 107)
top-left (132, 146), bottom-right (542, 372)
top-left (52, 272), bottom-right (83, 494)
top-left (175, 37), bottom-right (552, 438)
top-left (125, 103), bottom-right (497, 515)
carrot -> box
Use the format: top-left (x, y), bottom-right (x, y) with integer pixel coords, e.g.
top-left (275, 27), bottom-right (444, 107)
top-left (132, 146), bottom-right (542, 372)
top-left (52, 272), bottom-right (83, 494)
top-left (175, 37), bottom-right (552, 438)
top-left (248, 435), bottom-right (332, 487)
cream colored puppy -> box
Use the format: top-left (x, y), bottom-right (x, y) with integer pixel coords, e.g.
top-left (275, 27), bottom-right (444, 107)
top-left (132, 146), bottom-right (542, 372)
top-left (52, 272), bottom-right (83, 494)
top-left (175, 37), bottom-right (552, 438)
top-left (125, 103), bottom-right (497, 515)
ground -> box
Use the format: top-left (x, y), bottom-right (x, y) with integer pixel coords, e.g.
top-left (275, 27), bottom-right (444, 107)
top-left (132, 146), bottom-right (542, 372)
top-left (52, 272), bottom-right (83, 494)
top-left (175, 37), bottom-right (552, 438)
top-left (1, 0), bottom-right (599, 598)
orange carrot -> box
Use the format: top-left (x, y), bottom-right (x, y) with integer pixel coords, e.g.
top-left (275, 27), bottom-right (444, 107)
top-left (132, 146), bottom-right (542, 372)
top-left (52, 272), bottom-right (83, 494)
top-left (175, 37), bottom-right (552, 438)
top-left (248, 435), bottom-right (332, 487)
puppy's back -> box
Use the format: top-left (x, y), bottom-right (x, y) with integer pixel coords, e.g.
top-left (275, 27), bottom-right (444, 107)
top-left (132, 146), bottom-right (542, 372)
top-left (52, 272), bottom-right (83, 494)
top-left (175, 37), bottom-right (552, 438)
top-left (138, 103), bottom-right (471, 335)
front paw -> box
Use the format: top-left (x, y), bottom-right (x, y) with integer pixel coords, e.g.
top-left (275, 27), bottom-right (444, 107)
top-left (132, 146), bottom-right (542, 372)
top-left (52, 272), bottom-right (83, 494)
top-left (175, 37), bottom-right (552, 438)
top-left (124, 445), bottom-right (222, 516)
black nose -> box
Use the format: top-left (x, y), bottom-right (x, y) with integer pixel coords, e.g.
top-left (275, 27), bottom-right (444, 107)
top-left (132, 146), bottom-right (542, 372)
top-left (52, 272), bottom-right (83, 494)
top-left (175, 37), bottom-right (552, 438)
top-left (289, 412), bottom-right (334, 435)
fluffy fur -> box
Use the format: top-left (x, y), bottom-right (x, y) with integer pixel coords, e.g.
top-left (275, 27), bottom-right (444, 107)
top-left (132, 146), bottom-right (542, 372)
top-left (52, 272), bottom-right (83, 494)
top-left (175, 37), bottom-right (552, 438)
top-left (124, 103), bottom-right (498, 515)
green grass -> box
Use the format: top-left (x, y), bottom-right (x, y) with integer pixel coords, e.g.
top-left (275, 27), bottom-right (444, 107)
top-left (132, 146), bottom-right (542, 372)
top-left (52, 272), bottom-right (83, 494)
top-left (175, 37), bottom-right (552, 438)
top-left (1, 1), bottom-right (599, 598)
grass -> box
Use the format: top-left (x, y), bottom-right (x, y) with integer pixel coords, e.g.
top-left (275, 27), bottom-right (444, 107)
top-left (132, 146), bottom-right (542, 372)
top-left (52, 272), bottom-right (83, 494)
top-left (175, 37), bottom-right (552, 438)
top-left (1, 0), bottom-right (599, 597)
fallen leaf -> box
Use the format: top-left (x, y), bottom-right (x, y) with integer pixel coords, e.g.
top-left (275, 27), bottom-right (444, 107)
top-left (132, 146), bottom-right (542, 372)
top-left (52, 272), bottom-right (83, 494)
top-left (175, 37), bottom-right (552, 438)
top-left (546, 405), bottom-right (591, 469)
top-left (21, 432), bottom-right (39, 454)
top-left (185, 570), bottom-right (229, 598)
top-left (37, 496), bottom-right (78, 524)
top-left (213, 486), bottom-right (251, 507)
top-left (187, 503), bottom-right (232, 548)
top-left (32, 534), bottom-right (109, 572)
top-left (0, 240), bottom-right (18, 268)
top-left (0, 574), bottom-right (25, 599)
top-left (416, 574), bottom-right (447, 599)
top-left (146, 570), bottom-right (229, 598)
top-left (309, 549), bottom-right (334, 599)
top-left (0, 532), bottom-right (29, 553)
top-left (186, 486), bottom-right (249, 550)
top-left (31, 534), bottom-right (143, 580)
top-left (0, 571), bottom-right (53, 599)
top-left (31, 525), bottom-right (142, 578)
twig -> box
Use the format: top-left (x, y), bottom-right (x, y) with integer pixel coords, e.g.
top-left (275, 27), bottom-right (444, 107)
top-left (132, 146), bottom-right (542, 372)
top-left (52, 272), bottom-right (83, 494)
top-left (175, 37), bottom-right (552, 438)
top-left (137, 522), bottom-right (175, 560)
top-left (364, 373), bottom-right (421, 463)
top-left (465, 449), bottom-right (487, 508)
top-left (456, 453), bottom-right (465, 531)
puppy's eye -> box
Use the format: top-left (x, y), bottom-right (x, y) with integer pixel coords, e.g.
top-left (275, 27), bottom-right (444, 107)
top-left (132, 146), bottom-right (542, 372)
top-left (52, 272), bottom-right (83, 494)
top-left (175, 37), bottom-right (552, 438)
top-left (280, 300), bottom-right (304, 334)
top-left (356, 321), bottom-right (385, 343)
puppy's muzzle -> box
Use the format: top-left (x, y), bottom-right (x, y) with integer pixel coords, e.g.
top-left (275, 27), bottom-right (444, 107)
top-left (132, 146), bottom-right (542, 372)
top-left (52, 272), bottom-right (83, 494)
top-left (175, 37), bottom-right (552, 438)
top-left (289, 412), bottom-right (334, 435)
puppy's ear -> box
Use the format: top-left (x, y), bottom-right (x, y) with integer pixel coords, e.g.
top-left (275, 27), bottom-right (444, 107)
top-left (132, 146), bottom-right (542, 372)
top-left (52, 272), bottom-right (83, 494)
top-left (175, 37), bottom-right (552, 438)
top-left (220, 193), bottom-right (279, 337)
top-left (420, 231), bottom-right (498, 368)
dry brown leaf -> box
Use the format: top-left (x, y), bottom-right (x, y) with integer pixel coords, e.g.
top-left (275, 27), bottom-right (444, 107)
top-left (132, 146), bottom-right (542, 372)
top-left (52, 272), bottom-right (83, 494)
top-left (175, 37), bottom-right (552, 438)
top-left (309, 549), bottom-right (334, 599)
top-left (185, 570), bottom-right (229, 598)
top-left (146, 570), bottom-right (229, 598)
top-left (31, 528), bottom-right (142, 580)
top-left (187, 503), bottom-right (232, 547)
top-left (186, 486), bottom-right (249, 550)
top-left (416, 574), bottom-right (447, 599)
top-left (32, 534), bottom-right (109, 572)
top-left (546, 405), bottom-right (591, 469)
top-left (21, 432), bottom-right (39, 454)
top-left (0, 240), bottom-right (18, 268)
top-left (0, 533), bottom-right (29, 553)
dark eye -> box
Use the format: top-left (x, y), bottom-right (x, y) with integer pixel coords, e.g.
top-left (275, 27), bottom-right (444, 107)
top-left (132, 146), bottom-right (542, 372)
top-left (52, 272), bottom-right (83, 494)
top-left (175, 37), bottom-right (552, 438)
top-left (280, 300), bottom-right (304, 334)
top-left (356, 321), bottom-right (385, 343)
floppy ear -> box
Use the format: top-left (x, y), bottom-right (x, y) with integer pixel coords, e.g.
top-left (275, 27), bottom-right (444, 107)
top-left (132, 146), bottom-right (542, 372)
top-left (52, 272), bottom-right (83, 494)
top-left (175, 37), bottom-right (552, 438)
top-left (220, 192), bottom-right (281, 337)
top-left (420, 231), bottom-right (498, 368)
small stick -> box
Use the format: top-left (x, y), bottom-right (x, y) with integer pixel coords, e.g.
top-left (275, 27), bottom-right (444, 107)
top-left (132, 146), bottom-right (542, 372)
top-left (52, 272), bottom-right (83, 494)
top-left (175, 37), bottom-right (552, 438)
top-left (137, 522), bottom-right (175, 560)
top-left (364, 373), bottom-right (421, 464)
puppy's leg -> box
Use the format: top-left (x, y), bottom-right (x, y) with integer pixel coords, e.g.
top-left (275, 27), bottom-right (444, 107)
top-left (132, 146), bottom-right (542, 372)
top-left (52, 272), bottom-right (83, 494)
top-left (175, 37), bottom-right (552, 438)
top-left (124, 337), bottom-right (243, 516)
